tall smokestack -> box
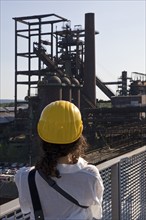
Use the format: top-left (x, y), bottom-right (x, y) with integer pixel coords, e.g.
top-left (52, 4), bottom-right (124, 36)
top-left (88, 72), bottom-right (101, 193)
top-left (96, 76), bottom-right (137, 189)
top-left (83, 13), bottom-right (96, 106)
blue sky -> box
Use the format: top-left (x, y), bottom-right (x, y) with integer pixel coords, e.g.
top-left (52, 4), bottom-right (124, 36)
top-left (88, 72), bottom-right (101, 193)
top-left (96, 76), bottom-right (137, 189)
top-left (0, 0), bottom-right (145, 100)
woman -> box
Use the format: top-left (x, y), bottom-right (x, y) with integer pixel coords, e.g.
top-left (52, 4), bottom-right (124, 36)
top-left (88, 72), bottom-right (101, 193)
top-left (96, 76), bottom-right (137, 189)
top-left (15, 100), bottom-right (104, 220)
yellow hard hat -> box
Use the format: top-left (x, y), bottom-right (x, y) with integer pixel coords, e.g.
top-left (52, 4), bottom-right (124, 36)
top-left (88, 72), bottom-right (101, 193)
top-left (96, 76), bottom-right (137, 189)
top-left (37, 100), bottom-right (83, 144)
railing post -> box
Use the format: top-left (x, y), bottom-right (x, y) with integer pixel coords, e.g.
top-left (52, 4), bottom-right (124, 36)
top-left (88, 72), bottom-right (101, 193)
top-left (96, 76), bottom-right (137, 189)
top-left (111, 163), bottom-right (121, 220)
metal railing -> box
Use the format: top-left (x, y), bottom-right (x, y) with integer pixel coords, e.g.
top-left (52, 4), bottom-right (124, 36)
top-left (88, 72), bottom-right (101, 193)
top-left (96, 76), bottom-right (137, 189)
top-left (98, 145), bottom-right (146, 220)
top-left (0, 145), bottom-right (146, 220)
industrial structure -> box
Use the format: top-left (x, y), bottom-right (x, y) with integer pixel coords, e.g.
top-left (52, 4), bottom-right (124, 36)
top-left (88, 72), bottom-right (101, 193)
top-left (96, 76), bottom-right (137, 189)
top-left (0, 13), bottom-right (146, 165)
top-left (0, 12), bottom-right (146, 219)
top-left (0, 13), bottom-right (146, 214)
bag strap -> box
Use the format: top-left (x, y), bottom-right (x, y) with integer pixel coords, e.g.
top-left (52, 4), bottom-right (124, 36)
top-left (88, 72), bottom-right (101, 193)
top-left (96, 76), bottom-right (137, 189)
top-left (38, 169), bottom-right (89, 209)
top-left (28, 169), bottom-right (44, 220)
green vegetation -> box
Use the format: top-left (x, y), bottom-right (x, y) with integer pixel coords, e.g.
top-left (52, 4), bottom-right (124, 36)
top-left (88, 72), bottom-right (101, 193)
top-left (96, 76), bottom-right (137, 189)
top-left (96, 100), bottom-right (112, 108)
top-left (0, 141), bottom-right (29, 163)
top-left (0, 102), bottom-right (14, 107)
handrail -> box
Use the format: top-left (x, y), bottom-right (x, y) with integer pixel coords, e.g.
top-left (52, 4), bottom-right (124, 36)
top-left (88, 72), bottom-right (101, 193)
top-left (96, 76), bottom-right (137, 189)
top-left (97, 145), bottom-right (146, 170)
top-left (0, 198), bottom-right (20, 218)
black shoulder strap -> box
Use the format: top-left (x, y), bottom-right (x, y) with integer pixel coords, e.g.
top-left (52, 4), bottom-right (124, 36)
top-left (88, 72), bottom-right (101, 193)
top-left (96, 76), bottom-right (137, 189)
top-left (38, 169), bottom-right (89, 209)
top-left (28, 169), bottom-right (44, 220)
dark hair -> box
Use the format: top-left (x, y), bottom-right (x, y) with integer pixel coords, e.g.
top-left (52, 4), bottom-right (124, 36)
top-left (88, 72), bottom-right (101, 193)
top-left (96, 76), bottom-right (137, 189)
top-left (35, 135), bottom-right (88, 178)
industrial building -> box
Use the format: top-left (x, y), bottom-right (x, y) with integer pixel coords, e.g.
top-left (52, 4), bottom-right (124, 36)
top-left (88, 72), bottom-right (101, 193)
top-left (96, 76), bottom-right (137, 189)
top-left (0, 13), bottom-right (146, 219)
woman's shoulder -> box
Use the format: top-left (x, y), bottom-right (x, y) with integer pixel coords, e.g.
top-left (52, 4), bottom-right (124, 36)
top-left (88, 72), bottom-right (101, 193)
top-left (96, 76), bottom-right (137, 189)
top-left (79, 158), bottom-right (101, 178)
top-left (14, 166), bottom-right (34, 183)
top-left (83, 164), bottom-right (100, 177)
